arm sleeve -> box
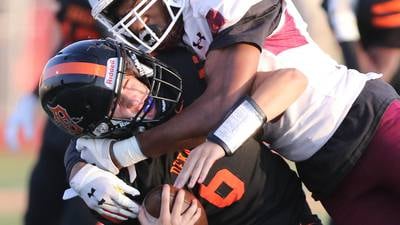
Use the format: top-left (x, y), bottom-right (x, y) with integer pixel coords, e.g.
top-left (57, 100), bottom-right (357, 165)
top-left (209, 0), bottom-right (282, 52)
top-left (64, 138), bottom-right (85, 180)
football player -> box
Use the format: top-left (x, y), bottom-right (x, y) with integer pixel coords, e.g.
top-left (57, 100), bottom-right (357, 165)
top-left (74, 0), bottom-right (400, 225)
top-left (322, 0), bottom-right (400, 90)
top-left (39, 39), bottom-right (321, 225)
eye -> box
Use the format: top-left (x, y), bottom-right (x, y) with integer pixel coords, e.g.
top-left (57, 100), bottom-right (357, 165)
top-left (122, 0), bottom-right (140, 16)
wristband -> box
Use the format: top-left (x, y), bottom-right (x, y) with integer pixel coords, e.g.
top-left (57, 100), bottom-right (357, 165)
top-left (207, 96), bottom-right (266, 156)
top-left (113, 136), bottom-right (147, 167)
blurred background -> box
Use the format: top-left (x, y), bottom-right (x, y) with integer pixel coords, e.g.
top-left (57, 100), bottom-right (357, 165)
top-left (0, 0), bottom-right (344, 224)
top-left (0, 0), bottom-right (78, 224)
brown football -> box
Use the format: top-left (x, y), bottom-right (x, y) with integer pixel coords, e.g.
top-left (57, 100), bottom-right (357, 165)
top-left (142, 184), bottom-right (208, 225)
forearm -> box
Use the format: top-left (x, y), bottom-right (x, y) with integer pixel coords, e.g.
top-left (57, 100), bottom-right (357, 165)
top-left (208, 68), bottom-right (307, 155)
top-left (139, 44), bottom-right (260, 157)
top-left (251, 68), bottom-right (308, 122)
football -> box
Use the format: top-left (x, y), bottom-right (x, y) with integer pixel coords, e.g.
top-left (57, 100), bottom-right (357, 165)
top-left (142, 184), bottom-right (208, 225)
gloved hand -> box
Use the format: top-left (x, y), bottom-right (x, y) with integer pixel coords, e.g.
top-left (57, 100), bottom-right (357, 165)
top-left (4, 93), bottom-right (37, 151)
top-left (66, 164), bottom-right (141, 221)
top-left (76, 136), bottom-right (147, 182)
top-left (76, 138), bottom-right (119, 174)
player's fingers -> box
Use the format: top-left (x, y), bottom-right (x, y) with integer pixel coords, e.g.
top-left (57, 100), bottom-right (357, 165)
top-left (121, 183), bottom-right (141, 197)
top-left (184, 202), bottom-right (201, 225)
top-left (198, 158), bottom-right (215, 184)
top-left (174, 154), bottom-right (198, 188)
top-left (160, 184), bottom-right (171, 218)
top-left (138, 207), bottom-right (150, 225)
top-left (199, 145), bottom-right (225, 183)
top-left (182, 199), bottom-right (198, 221)
top-left (110, 192), bottom-right (140, 214)
top-left (101, 203), bottom-right (137, 218)
top-left (97, 207), bottom-right (129, 221)
top-left (187, 207), bottom-right (201, 225)
top-left (171, 188), bottom-right (185, 218)
top-left (188, 156), bottom-right (206, 188)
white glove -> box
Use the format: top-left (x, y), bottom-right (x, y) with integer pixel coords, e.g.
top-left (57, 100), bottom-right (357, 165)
top-left (4, 93), bottom-right (37, 150)
top-left (76, 136), bottom-right (146, 182)
top-left (67, 164), bottom-right (141, 220)
top-left (76, 138), bottom-right (120, 174)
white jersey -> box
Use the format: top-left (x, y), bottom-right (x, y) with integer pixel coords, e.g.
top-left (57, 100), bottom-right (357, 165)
top-left (181, 0), bottom-right (381, 161)
top-left (182, 0), bottom-right (263, 59)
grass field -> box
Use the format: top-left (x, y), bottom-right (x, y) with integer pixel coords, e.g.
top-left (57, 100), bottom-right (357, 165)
top-left (0, 151), bottom-right (36, 225)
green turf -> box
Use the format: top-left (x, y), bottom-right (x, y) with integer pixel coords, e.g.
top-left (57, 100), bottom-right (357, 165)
top-left (0, 213), bottom-right (21, 225)
top-left (0, 151), bottom-right (36, 225)
top-left (0, 151), bottom-right (36, 188)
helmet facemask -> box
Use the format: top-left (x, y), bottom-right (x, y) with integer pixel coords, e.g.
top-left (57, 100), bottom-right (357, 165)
top-left (90, 0), bottom-right (185, 52)
top-left (92, 41), bottom-right (184, 138)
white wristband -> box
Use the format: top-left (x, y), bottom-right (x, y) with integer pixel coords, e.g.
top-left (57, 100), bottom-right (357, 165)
top-left (113, 136), bottom-right (147, 167)
top-left (208, 96), bottom-right (265, 156)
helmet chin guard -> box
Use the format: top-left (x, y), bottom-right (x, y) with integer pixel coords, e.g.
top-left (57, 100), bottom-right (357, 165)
top-left (88, 0), bottom-right (185, 52)
top-left (39, 38), bottom-right (182, 138)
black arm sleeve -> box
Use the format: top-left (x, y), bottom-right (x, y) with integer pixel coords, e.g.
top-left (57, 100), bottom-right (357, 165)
top-left (209, 0), bottom-right (282, 52)
top-left (64, 138), bottom-right (85, 180)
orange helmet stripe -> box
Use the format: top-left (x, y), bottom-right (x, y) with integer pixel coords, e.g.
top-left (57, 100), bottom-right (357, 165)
top-left (43, 62), bottom-right (107, 80)
top-left (372, 14), bottom-right (400, 28)
top-left (372, 1), bottom-right (400, 15)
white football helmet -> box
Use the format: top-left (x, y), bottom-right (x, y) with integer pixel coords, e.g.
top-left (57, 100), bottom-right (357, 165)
top-left (88, 0), bottom-right (185, 52)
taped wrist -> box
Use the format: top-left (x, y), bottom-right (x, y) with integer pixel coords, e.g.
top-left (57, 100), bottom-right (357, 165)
top-left (113, 136), bottom-right (147, 167)
top-left (207, 96), bottom-right (266, 156)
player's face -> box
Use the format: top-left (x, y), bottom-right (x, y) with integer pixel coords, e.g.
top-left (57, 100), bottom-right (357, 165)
top-left (112, 60), bottom-right (156, 120)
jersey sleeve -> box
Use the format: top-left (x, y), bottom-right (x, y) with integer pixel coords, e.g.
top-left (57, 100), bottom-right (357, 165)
top-left (64, 138), bottom-right (85, 180)
top-left (209, 0), bottom-right (282, 51)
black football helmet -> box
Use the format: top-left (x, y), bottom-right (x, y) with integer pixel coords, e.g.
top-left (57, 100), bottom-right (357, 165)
top-left (39, 38), bottom-right (182, 138)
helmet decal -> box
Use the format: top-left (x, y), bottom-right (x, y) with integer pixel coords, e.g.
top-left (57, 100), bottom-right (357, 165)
top-left (48, 104), bottom-right (84, 135)
top-left (104, 57), bottom-right (119, 89)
